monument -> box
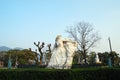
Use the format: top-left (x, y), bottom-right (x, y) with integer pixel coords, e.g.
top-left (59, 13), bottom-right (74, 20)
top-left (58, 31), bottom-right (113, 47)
top-left (8, 56), bottom-right (12, 69)
top-left (47, 35), bottom-right (78, 69)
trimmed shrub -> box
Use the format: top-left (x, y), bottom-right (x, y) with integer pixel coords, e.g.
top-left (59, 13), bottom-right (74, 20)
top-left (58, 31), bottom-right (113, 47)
top-left (0, 67), bottom-right (120, 80)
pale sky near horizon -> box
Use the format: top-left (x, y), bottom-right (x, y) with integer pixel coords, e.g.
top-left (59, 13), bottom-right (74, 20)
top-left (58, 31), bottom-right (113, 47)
top-left (0, 0), bottom-right (120, 53)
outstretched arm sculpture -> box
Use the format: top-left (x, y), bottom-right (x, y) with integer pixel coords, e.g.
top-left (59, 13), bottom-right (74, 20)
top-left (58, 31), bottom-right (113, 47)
top-left (63, 41), bottom-right (78, 69)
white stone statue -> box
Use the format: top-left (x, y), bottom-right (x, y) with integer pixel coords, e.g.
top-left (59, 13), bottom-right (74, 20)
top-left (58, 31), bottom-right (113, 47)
top-left (47, 35), bottom-right (77, 69)
top-left (95, 54), bottom-right (101, 64)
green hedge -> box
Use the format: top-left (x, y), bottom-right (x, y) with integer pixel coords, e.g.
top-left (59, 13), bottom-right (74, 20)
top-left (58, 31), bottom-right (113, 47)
top-left (0, 68), bottom-right (120, 80)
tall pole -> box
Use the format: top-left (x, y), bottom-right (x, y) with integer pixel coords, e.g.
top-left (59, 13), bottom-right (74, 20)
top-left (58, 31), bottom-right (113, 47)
top-left (108, 37), bottom-right (112, 52)
top-left (108, 37), bottom-right (112, 67)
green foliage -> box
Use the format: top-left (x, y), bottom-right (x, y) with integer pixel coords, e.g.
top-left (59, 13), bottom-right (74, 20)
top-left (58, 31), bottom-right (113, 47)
top-left (0, 67), bottom-right (120, 80)
top-left (73, 51), bottom-right (84, 64)
top-left (4, 49), bottom-right (36, 66)
top-left (98, 51), bottom-right (120, 66)
top-left (88, 52), bottom-right (96, 64)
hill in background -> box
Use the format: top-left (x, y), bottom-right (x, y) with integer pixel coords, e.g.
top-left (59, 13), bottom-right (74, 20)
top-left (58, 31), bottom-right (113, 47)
top-left (0, 46), bottom-right (23, 52)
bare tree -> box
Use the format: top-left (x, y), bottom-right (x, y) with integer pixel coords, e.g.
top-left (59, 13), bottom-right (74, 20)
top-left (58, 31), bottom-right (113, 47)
top-left (46, 44), bottom-right (51, 53)
top-left (46, 44), bottom-right (52, 64)
top-left (66, 22), bottom-right (101, 64)
top-left (34, 42), bottom-right (45, 65)
top-left (34, 42), bottom-right (52, 65)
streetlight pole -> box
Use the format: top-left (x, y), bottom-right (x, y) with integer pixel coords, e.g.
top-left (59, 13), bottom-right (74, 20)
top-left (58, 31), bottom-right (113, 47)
top-left (108, 37), bottom-right (112, 67)
top-left (108, 37), bottom-right (113, 52)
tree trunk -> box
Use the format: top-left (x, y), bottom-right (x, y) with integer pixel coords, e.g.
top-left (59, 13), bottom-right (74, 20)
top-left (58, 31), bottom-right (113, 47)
top-left (77, 57), bottom-right (80, 64)
top-left (39, 53), bottom-right (43, 65)
top-left (83, 50), bottom-right (87, 64)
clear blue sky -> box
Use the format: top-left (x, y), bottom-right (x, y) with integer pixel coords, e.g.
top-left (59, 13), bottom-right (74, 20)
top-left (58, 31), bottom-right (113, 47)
top-left (0, 0), bottom-right (120, 53)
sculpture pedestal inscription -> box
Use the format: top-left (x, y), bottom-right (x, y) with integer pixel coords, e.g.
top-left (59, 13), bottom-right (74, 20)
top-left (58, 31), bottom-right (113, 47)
top-left (47, 35), bottom-right (77, 69)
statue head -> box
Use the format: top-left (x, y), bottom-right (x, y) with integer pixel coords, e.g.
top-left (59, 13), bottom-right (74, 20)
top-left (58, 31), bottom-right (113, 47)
top-left (55, 35), bottom-right (62, 41)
